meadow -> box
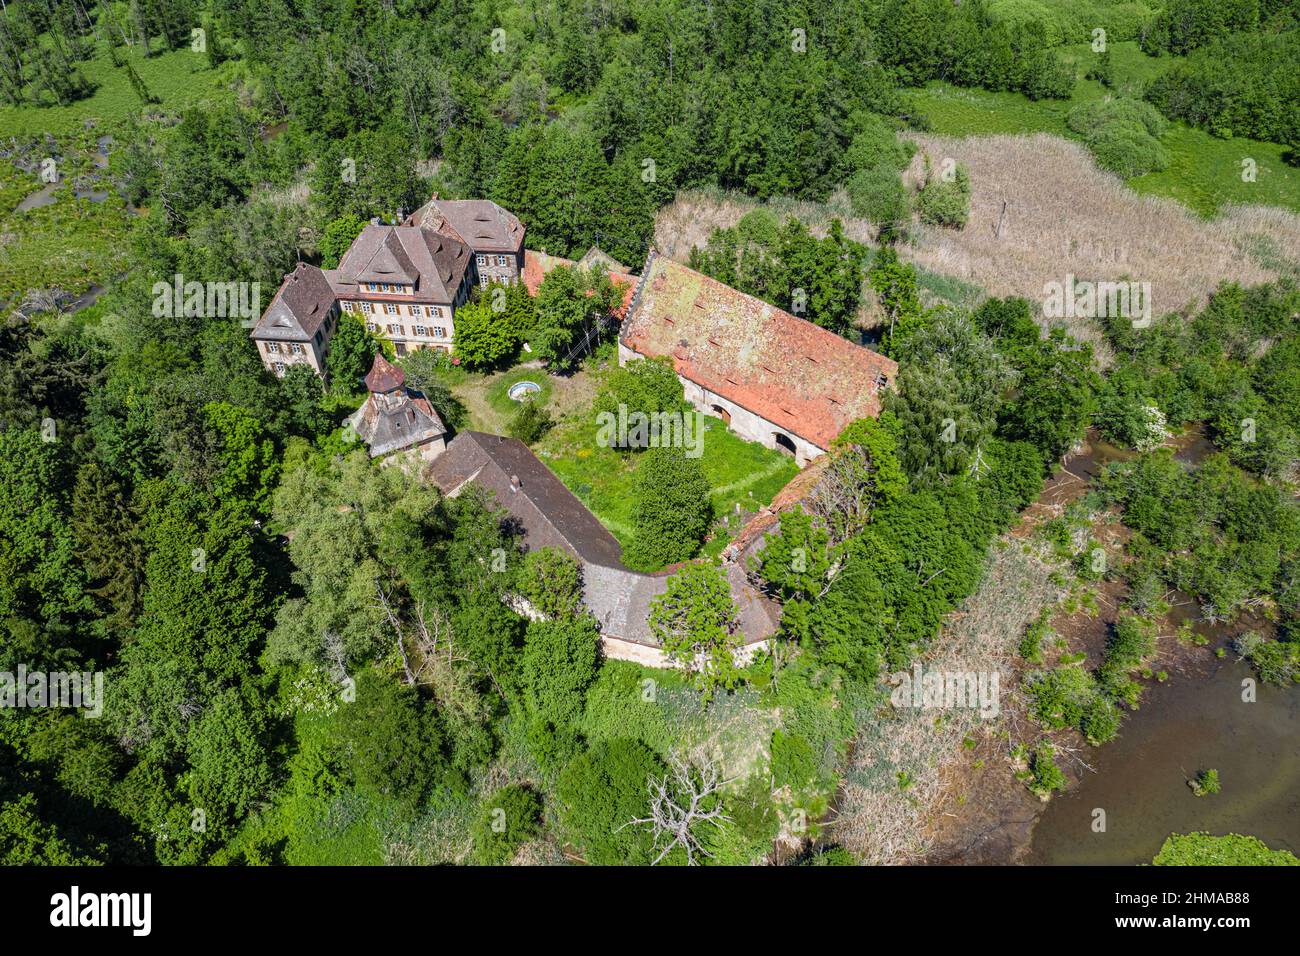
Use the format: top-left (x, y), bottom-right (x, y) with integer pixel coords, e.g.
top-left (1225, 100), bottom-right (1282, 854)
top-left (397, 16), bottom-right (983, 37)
top-left (0, 44), bottom-right (242, 139)
top-left (909, 41), bottom-right (1300, 217)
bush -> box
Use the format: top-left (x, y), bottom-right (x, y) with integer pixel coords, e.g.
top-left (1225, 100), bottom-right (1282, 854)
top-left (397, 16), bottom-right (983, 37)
top-left (1154, 832), bottom-right (1299, 865)
top-left (555, 739), bottom-right (664, 865)
top-left (516, 547), bottom-right (585, 620)
top-left (915, 159), bottom-right (971, 228)
top-left (847, 163), bottom-right (912, 229)
top-left (507, 400), bottom-right (553, 444)
top-left (1067, 98), bottom-right (1170, 178)
top-left (471, 785), bottom-right (543, 864)
top-left (623, 446), bottom-right (712, 571)
top-left (1189, 768), bottom-right (1221, 797)
top-left (1028, 741), bottom-right (1067, 799)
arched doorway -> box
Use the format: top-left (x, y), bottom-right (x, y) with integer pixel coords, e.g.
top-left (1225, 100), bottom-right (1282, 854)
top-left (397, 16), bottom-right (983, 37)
top-left (710, 404), bottom-right (731, 426)
top-left (773, 432), bottom-right (797, 456)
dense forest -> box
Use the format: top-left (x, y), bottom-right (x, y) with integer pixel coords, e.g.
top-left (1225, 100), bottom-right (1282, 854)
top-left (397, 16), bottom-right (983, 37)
top-left (1, 0), bottom-right (1298, 865)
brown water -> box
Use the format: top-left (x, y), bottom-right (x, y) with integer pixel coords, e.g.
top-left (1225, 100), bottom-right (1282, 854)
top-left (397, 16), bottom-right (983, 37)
top-left (1026, 655), bottom-right (1300, 863)
top-left (1028, 425), bottom-right (1299, 863)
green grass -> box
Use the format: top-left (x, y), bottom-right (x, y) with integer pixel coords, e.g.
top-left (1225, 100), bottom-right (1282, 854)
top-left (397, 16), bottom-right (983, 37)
top-left (910, 41), bottom-right (1300, 217)
top-left (0, 44), bottom-right (242, 139)
top-left (536, 415), bottom-right (800, 549)
top-left (484, 366), bottom-right (554, 418)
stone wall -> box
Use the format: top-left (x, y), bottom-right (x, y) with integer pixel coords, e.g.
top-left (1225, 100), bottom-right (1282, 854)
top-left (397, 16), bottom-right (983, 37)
top-left (600, 635), bottom-right (771, 669)
top-left (618, 343), bottom-right (824, 466)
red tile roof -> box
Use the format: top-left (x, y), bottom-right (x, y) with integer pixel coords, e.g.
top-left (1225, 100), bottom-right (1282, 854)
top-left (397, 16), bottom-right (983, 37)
top-left (620, 253), bottom-right (898, 450)
top-left (522, 249), bottom-right (637, 319)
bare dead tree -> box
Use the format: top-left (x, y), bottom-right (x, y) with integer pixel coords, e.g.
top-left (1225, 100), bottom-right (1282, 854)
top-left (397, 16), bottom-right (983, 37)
top-left (622, 752), bottom-right (734, 866)
top-left (374, 582), bottom-right (416, 684)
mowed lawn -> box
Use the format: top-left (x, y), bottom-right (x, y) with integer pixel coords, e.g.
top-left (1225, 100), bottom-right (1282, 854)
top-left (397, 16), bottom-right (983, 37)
top-left (535, 414), bottom-right (800, 548)
top-left (908, 41), bottom-right (1300, 217)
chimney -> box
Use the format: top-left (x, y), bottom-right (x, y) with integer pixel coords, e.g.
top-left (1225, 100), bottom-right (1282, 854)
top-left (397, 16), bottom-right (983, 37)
top-left (509, 474), bottom-right (520, 493)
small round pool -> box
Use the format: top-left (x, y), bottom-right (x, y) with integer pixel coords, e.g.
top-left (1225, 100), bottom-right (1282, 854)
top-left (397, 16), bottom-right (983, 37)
top-left (507, 380), bottom-right (541, 402)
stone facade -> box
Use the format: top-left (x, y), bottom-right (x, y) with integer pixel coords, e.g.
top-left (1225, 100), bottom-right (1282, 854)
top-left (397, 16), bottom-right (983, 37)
top-left (252, 200), bottom-right (525, 378)
top-left (619, 343), bottom-right (823, 466)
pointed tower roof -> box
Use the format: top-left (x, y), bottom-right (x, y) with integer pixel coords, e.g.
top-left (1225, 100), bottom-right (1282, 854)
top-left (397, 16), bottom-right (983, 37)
top-left (364, 352), bottom-right (405, 393)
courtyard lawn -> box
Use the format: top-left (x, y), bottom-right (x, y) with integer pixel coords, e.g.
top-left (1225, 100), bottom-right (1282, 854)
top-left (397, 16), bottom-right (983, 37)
top-left (535, 414), bottom-right (801, 549)
top-left (908, 41), bottom-right (1300, 218)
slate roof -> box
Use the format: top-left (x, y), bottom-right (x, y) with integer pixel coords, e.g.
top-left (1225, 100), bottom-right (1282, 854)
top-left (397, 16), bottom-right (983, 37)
top-left (333, 225), bottom-right (472, 304)
top-left (405, 198), bottom-right (525, 254)
top-left (620, 252), bottom-right (899, 450)
top-left (427, 432), bottom-right (626, 569)
top-left (349, 392), bottom-right (446, 459)
top-left (250, 263), bottom-right (336, 342)
top-left (425, 431), bottom-right (780, 646)
top-left (364, 352), bottom-right (405, 392)
top-left (521, 249), bottom-right (637, 319)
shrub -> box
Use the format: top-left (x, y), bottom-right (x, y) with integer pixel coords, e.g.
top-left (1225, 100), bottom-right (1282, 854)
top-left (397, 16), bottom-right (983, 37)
top-left (1066, 98), bottom-right (1170, 178)
top-left (1027, 742), bottom-right (1067, 799)
top-left (555, 739), bottom-right (664, 865)
top-left (915, 159), bottom-right (971, 228)
top-left (516, 547), bottom-right (585, 620)
top-left (471, 784), bottom-right (543, 864)
top-left (507, 400), bottom-right (553, 444)
top-left (1154, 832), bottom-right (1299, 865)
top-left (1189, 768), bottom-right (1220, 797)
top-left (623, 446), bottom-right (712, 571)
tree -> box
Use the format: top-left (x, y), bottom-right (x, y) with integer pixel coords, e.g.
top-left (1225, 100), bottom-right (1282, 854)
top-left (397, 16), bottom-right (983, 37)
top-left (869, 247), bottom-right (924, 354)
top-left (1004, 329), bottom-right (1101, 461)
top-left (318, 214), bottom-right (368, 269)
top-left (522, 616), bottom-right (600, 732)
top-left (279, 364), bottom-right (334, 438)
top-left (397, 351), bottom-right (468, 431)
top-left (624, 445), bottom-right (712, 571)
top-left (688, 212), bottom-right (867, 336)
top-left (516, 548), bottom-right (585, 620)
top-left (72, 461), bottom-right (144, 638)
top-left (334, 669), bottom-right (454, 808)
top-left (556, 738), bottom-right (664, 865)
top-left (531, 265), bottom-right (621, 368)
top-left (593, 356), bottom-right (687, 423)
top-left (452, 295), bottom-right (520, 370)
top-left (186, 684), bottom-right (276, 841)
top-left (325, 316), bottom-right (382, 392)
top-left (202, 401), bottom-right (280, 514)
top-left (625, 751), bottom-right (732, 865)
top-left (648, 563), bottom-right (741, 699)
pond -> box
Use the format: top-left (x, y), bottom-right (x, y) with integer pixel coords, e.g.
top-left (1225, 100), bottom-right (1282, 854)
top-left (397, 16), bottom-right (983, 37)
top-left (1026, 654), bottom-right (1300, 863)
top-left (507, 380), bottom-right (541, 401)
top-left (1025, 423), bottom-right (1299, 863)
